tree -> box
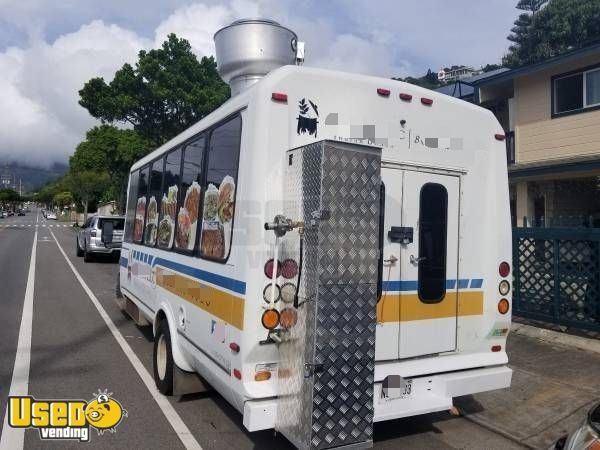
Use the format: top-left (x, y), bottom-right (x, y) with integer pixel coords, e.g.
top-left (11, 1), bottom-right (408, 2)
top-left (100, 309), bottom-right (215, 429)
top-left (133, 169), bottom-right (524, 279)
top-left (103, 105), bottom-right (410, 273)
top-left (504, 0), bottom-right (600, 67)
top-left (70, 125), bottom-right (150, 212)
top-left (79, 34), bottom-right (230, 145)
top-left (66, 171), bottom-right (110, 222)
top-left (0, 189), bottom-right (20, 209)
top-left (53, 191), bottom-right (74, 210)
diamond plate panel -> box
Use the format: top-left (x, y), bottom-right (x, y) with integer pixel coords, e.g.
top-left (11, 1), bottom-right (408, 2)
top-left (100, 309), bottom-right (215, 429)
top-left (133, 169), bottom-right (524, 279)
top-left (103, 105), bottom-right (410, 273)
top-left (277, 141), bottom-right (381, 450)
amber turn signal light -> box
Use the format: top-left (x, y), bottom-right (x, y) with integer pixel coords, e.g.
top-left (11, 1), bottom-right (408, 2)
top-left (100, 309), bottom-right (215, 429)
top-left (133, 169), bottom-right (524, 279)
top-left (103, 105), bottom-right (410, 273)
top-left (261, 309), bottom-right (280, 330)
top-left (498, 299), bottom-right (510, 315)
top-left (254, 371), bottom-right (272, 382)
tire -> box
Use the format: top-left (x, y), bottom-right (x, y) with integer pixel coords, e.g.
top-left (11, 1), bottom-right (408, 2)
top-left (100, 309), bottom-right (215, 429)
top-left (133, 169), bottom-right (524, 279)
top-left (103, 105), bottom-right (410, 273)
top-left (153, 320), bottom-right (174, 395)
top-left (76, 238), bottom-right (84, 257)
top-left (115, 272), bottom-right (122, 299)
top-left (83, 244), bottom-right (93, 263)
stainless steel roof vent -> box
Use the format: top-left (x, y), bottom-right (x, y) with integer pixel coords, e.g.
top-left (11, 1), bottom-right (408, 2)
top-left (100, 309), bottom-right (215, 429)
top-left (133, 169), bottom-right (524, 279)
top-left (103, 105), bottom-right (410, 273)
top-left (214, 19), bottom-right (300, 96)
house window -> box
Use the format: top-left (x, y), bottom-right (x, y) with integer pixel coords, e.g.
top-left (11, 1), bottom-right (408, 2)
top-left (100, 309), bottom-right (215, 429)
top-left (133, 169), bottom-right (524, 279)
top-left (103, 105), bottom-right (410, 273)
top-left (553, 67), bottom-right (600, 115)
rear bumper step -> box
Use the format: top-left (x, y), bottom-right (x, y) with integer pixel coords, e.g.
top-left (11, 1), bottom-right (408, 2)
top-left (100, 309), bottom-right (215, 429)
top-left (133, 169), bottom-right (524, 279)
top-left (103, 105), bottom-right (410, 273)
top-left (243, 365), bottom-right (512, 431)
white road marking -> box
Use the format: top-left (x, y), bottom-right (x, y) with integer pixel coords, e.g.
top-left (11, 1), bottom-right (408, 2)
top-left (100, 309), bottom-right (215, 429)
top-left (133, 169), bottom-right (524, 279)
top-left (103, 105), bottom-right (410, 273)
top-left (0, 211), bottom-right (38, 450)
top-left (49, 231), bottom-right (202, 450)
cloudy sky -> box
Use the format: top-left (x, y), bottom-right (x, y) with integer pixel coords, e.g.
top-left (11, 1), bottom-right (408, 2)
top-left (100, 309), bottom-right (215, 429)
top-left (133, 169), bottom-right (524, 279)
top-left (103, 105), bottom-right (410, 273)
top-left (0, 0), bottom-right (519, 168)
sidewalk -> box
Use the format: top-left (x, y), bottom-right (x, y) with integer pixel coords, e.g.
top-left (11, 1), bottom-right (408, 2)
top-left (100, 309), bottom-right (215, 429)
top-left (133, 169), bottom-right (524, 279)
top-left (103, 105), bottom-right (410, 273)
top-left (456, 326), bottom-right (600, 449)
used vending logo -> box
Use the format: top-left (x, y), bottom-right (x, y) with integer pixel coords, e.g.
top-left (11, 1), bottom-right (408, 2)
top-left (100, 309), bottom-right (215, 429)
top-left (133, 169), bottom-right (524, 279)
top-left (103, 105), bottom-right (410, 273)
top-left (7, 389), bottom-right (127, 442)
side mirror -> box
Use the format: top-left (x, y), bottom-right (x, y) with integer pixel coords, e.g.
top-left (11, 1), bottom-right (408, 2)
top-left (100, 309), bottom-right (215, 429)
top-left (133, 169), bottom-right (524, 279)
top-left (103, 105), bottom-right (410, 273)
top-left (101, 221), bottom-right (114, 244)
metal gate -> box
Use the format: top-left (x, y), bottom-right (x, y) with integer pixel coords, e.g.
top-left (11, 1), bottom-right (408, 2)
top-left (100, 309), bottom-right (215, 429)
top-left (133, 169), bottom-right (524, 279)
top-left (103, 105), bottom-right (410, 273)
top-left (512, 227), bottom-right (600, 332)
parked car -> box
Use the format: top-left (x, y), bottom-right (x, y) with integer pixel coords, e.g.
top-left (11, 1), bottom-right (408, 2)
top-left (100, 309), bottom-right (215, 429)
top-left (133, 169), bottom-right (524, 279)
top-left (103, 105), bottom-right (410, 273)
top-left (17, 209), bottom-right (25, 216)
top-left (7, 210), bottom-right (14, 216)
top-left (553, 403), bottom-right (600, 449)
top-left (46, 212), bottom-right (57, 220)
top-left (76, 215), bottom-right (125, 262)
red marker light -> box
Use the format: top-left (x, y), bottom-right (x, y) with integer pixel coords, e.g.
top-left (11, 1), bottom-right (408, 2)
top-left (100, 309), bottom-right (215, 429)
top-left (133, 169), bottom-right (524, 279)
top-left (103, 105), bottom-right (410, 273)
top-left (421, 97), bottom-right (433, 106)
top-left (233, 369), bottom-right (242, 379)
top-left (377, 88), bottom-right (391, 97)
top-left (399, 93), bottom-right (413, 101)
top-left (491, 345), bottom-right (502, 352)
top-left (495, 133), bottom-right (506, 141)
top-left (229, 342), bottom-right (240, 353)
top-left (271, 92), bottom-right (288, 102)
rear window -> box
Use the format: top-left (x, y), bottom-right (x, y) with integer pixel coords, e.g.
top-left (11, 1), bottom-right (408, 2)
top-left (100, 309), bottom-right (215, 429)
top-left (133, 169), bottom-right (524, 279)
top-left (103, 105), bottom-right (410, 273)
top-left (98, 218), bottom-right (125, 230)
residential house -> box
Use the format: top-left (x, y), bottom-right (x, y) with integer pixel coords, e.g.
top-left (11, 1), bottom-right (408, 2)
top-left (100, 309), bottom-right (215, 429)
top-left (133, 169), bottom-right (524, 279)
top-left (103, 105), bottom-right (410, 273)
top-left (466, 44), bottom-right (600, 228)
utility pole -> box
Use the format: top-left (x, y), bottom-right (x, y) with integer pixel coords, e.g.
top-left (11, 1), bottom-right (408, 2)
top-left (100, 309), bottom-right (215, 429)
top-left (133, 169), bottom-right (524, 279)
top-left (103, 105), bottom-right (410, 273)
top-left (19, 178), bottom-right (22, 197)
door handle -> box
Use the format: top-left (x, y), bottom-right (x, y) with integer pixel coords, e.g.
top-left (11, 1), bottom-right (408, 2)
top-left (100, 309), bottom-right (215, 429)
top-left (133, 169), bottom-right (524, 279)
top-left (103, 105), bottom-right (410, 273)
top-left (410, 255), bottom-right (426, 264)
top-left (383, 255), bottom-right (398, 265)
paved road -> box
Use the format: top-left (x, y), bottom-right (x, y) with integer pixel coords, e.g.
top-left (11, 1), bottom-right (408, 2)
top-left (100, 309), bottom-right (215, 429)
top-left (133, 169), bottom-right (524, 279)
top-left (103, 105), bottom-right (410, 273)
top-left (0, 209), bottom-right (525, 450)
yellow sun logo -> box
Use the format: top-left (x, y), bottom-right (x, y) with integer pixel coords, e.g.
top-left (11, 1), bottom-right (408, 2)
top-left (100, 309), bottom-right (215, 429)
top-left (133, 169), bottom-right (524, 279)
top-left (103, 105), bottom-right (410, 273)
top-left (84, 390), bottom-right (127, 434)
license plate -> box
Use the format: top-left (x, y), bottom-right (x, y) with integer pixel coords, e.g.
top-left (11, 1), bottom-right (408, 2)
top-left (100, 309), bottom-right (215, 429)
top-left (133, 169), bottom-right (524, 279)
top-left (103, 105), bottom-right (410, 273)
top-left (381, 376), bottom-right (412, 401)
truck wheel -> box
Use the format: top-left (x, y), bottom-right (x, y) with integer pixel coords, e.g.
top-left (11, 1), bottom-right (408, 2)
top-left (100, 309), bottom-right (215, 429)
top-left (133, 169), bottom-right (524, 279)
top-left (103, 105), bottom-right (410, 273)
top-left (76, 238), bottom-right (83, 257)
top-left (153, 320), bottom-right (174, 395)
top-left (115, 272), bottom-right (122, 299)
top-left (83, 244), bottom-right (92, 262)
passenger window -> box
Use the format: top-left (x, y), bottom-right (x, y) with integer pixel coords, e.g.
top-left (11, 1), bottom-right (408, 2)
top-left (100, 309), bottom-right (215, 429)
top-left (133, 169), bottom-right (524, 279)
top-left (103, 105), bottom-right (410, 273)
top-left (199, 115), bottom-right (241, 261)
top-left (144, 158), bottom-right (164, 246)
top-left (157, 149), bottom-right (181, 250)
top-left (418, 183), bottom-right (448, 303)
top-left (124, 170), bottom-right (139, 242)
top-left (133, 166), bottom-right (149, 243)
top-left (174, 136), bottom-right (205, 251)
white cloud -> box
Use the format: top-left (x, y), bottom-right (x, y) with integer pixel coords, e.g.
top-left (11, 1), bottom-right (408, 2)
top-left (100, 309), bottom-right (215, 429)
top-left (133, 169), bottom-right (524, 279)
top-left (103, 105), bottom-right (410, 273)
top-left (0, 20), bottom-right (149, 167)
top-left (0, 0), bottom-right (517, 168)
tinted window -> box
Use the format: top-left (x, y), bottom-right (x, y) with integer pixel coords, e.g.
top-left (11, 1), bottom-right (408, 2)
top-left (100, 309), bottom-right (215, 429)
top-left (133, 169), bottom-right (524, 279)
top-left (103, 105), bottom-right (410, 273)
top-left (98, 218), bottom-right (125, 230)
top-left (418, 183), bottom-right (448, 303)
top-left (144, 159), bottom-right (164, 246)
top-left (199, 115), bottom-right (242, 261)
top-left (133, 166), bottom-right (149, 243)
top-left (124, 170), bottom-right (139, 242)
top-left (157, 149), bottom-right (181, 249)
top-left (554, 73), bottom-right (583, 114)
top-left (174, 136), bottom-right (204, 251)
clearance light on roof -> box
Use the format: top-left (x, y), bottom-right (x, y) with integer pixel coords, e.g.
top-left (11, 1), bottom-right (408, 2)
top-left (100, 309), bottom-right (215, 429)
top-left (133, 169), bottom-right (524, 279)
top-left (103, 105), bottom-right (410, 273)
top-left (377, 88), bottom-right (391, 97)
top-left (421, 97), bottom-right (433, 106)
top-left (399, 93), bottom-right (413, 101)
top-left (271, 92), bottom-right (288, 102)
top-left (495, 133), bottom-right (506, 141)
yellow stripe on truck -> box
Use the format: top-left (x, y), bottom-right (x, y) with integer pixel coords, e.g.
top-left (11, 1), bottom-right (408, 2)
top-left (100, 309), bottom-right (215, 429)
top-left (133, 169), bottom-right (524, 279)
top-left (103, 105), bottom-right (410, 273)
top-left (377, 291), bottom-right (484, 323)
top-left (156, 268), bottom-right (245, 330)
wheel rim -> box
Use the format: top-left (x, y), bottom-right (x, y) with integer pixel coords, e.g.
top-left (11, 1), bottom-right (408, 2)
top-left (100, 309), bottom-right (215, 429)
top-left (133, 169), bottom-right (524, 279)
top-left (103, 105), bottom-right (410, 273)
top-left (157, 334), bottom-right (167, 380)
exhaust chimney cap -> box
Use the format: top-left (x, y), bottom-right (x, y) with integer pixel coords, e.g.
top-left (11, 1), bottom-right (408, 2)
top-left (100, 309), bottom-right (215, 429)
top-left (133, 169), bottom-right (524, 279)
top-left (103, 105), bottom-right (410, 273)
top-left (214, 18), bottom-right (299, 96)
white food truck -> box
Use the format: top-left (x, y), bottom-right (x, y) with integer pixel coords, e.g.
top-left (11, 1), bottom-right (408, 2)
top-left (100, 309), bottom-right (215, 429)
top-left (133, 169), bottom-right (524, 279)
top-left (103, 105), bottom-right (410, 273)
top-left (117, 19), bottom-right (513, 449)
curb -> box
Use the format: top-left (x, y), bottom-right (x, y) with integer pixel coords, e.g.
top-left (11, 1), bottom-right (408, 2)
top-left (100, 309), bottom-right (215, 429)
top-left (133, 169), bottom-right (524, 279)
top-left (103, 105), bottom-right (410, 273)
top-left (511, 322), bottom-right (600, 355)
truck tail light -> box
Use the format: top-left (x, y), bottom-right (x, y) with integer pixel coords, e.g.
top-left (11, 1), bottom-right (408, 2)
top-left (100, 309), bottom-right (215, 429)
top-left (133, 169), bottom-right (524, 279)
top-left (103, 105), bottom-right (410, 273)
top-left (377, 88), bottom-right (391, 97)
top-left (264, 259), bottom-right (281, 278)
top-left (280, 308), bottom-right (298, 329)
top-left (499, 280), bottom-right (510, 296)
top-left (262, 283), bottom-right (281, 303)
top-left (254, 371), bottom-right (272, 381)
top-left (271, 92), bottom-right (287, 102)
top-left (281, 259), bottom-right (298, 279)
top-left (261, 309), bottom-right (280, 330)
top-left (280, 283), bottom-right (296, 303)
top-left (499, 261), bottom-right (510, 278)
top-left (491, 345), bottom-right (502, 352)
top-left (498, 299), bottom-right (510, 314)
